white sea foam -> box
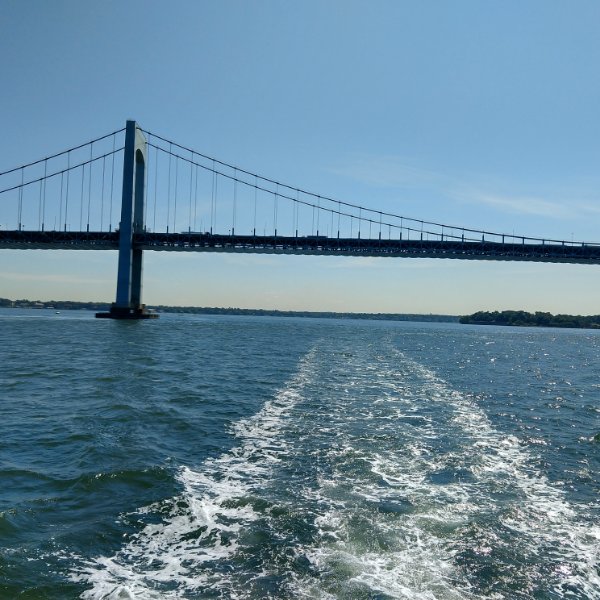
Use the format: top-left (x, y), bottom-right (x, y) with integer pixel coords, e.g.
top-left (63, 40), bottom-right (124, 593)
top-left (397, 353), bottom-right (600, 598)
top-left (72, 348), bottom-right (317, 599)
top-left (284, 349), bottom-right (481, 599)
top-left (72, 337), bottom-right (599, 600)
top-left (288, 343), bottom-right (599, 599)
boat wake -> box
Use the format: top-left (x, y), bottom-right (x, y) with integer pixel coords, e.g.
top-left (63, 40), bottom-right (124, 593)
top-left (71, 337), bottom-right (600, 599)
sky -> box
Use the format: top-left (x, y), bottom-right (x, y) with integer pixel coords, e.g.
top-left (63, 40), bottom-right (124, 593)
top-left (1, 0), bottom-right (600, 314)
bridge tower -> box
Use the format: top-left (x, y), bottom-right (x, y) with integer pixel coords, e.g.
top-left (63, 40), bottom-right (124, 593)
top-left (96, 120), bottom-right (157, 319)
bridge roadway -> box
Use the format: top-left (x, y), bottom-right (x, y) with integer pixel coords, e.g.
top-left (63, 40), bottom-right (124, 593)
top-left (2, 230), bottom-right (600, 265)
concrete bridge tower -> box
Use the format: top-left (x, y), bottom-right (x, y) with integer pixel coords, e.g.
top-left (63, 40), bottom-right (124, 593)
top-left (96, 120), bottom-right (157, 319)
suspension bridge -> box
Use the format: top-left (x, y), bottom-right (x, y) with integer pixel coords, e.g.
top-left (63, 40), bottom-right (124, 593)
top-left (1, 121), bottom-right (599, 318)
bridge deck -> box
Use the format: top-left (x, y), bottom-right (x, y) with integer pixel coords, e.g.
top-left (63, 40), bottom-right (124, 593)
top-left (2, 230), bottom-right (600, 265)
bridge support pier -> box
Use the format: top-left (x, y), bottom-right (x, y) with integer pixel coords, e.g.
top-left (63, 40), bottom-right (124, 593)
top-left (96, 121), bottom-right (157, 320)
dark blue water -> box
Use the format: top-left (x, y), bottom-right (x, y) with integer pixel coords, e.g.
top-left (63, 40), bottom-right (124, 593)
top-left (1, 309), bottom-right (599, 599)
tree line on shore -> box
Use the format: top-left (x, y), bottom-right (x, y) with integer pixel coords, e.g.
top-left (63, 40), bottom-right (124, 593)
top-left (460, 310), bottom-right (600, 329)
top-left (0, 298), bottom-right (457, 322)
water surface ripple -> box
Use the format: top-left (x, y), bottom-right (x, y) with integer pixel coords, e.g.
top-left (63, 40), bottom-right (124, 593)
top-left (0, 309), bottom-right (598, 598)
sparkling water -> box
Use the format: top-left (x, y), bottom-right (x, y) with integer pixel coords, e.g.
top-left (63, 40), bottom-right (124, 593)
top-left (1, 309), bottom-right (598, 598)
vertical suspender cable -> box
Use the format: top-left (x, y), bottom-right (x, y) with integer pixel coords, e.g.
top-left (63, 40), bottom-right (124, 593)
top-left (358, 208), bottom-right (361, 239)
top-left (173, 151), bottom-right (178, 233)
top-left (232, 169), bottom-right (237, 235)
top-left (18, 168), bottom-right (24, 230)
top-left (87, 142), bottom-right (93, 231)
top-left (253, 176), bottom-right (258, 236)
top-left (65, 151), bottom-right (70, 231)
top-left (109, 135), bottom-right (115, 232)
top-left (273, 184), bottom-right (278, 236)
top-left (167, 144), bottom-right (172, 233)
top-left (36, 169), bottom-right (42, 230)
top-left (210, 161), bottom-right (215, 234)
top-left (210, 166), bottom-right (214, 234)
top-left (188, 151), bottom-right (194, 232)
top-left (38, 168), bottom-right (43, 230)
top-left (316, 196), bottom-right (320, 236)
top-left (79, 160), bottom-right (85, 231)
top-left (42, 159), bottom-right (47, 231)
top-left (294, 190), bottom-right (298, 237)
top-left (100, 155), bottom-right (106, 231)
top-left (294, 190), bottom-right (299, 237)
top-left (194, 159), bottom-right (199, 232)
top-left (153, 144), bottom-right (158, 232)
top-left (59, 172), bottom-right (64, 232)
top-left (214, 170), bottom-right (218, 233)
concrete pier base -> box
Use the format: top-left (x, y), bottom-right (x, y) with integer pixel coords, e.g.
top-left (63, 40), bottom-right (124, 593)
top-left (95, 303), bottom-right (158, 319)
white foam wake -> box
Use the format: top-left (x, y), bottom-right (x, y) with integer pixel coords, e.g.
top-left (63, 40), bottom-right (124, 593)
top-left (71, 337), bottom-right (599, 599)
top-left (72, 348), bottom-right (317, 599)
top-left (286, 348), bottom-right (480, 599)
top-left (398, 354), bottom-right (600, 598)
top-left (288, 343), bottom-right (600, 599)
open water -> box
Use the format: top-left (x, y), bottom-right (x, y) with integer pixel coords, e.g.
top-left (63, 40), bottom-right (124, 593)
top-left (0, 308), bottom-right (599, 599)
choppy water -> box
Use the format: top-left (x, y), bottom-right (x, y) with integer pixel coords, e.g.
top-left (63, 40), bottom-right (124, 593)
top-left (1, 309), bottom-right (599, 599)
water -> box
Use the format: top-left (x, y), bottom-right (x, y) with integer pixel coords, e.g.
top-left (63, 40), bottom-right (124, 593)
top-left (1, 309), bottom-right (599, 599)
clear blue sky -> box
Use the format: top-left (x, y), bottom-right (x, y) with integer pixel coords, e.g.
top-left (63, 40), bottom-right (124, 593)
top-left (1, 0), bottom-right (600, 314)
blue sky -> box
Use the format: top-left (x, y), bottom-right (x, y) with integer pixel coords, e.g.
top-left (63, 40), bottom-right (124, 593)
top-left (1, 0), bottom-right (600, 314)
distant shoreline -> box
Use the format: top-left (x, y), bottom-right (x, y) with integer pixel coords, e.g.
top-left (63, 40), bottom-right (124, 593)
top-left (5, 299), bottom-right (600, 329)
top-left (460, 310), bottom-right (600, 329)
top-left (0, 297), bottom-right (458, 323)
